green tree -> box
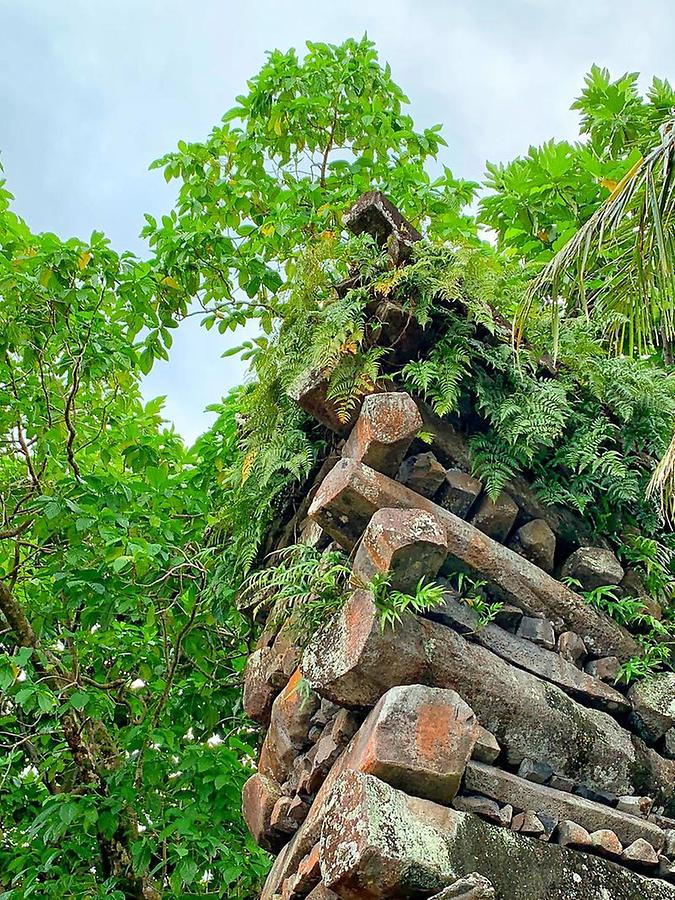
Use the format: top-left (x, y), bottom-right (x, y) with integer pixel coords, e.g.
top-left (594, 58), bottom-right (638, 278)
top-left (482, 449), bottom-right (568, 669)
top-left (0, 174), bottom-right (267, 897)
top-left (0, 37), bottom-right (474, 898)
top-left (144, 36), bottom-right (476, 342)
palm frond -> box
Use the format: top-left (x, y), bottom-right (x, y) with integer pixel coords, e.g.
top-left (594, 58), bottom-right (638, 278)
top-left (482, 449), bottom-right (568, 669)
top-left (647, 431), bottom-right (675, 524)
top-left (521, 120), bottom-right (675, 356)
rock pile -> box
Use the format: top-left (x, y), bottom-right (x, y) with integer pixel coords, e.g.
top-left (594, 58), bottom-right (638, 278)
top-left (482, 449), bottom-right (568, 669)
top-left (242, 193), bottom-right (675, 899)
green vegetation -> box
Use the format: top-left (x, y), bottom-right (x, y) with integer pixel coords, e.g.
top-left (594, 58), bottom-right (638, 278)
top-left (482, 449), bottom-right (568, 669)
top-left (1, 37), bottom-right (674, 899)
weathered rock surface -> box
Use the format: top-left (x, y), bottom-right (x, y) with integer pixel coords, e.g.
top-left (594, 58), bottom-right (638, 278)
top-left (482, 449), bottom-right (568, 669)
top-left (316, 771), bottom-right (675, 900)
top-left (288, 367), bottom-right (360, 433)
top-left (307, 459), bottom-right (638, 658)
top-left (243, 647), bottom-right (280, 726)
top-left (342, 392), bottom-right (422, 477)
top-left (429, 874), bottom-right (496, 899)
top-left (557, 631), bottom-right (587, 667)
top-left (303, 591), bottom-right (670, 800)
top-left (352, 506), bottom-right (448, 594)
top-left (471, 492), bottom-right (519, 543)
top-left (507, 518), bottom-right (556, 573)
top-left (630, 673), bottom-right (675, 742)
top-left (343, 190), bottom-right (422, 264)
top-left (623, 838), bottom-right (660, 866)
top-left (259, 683), bottom-right (479, 899)
top-left (586, 656), bottom-right (620, 682)
top-left (437, 468), bottom-right (482, 518)
top-left (242, 772), bottom-right (284, 852)
top-left (517, 757), bottom-right (553, 784)
top-left (589, 828), bottom-right (623, 859)
top-left (516, 615), bottom-right (556, 650)
top-left (424, 593), bottom-right (628, 713)
top-left (259, 669), bottom-right (320, 784)
top-left (396, 450), bottom-right (447, 496)
top-left (561, 546), bottom-right (625, 590)
top-left (463, 762), bottom-right (665, 850)
top-left (555, 819), bottom-right (593, 850)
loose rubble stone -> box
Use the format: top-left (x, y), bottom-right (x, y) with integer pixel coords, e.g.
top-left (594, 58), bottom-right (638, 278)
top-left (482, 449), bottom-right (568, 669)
top-left (424, 593), bottom-right (627, 713)
top-left (585, 656), bottom-right (620, 682)
top-left (437, 468), bottom-right (482, 517)
top-left (512, 810), bottom-right (545, 837)
top-left (311, 699), bottom-right (339, 728)
top-left (574, 784), bottom-right (617, 806)
top-left (493, 603), bottom-right (523, 632)
top-left (617, 795), bottom-right (654, 817)
top-left (623, 838), bottom-right (659, 866)
top-left (270, 796), bottom-right (301, 836)
top-left (473, 726), bottom-right (501, 764)
top-left (630, 673), bottom-right (675, 742)
top-left (507, 519), bottom-right (556, 573)
top-left (307, 725), bottom-right (323, 743)
top-left (517, 615), bottom-right (556, 650)
top-left (538, 812), bottom-right (558, 840)
top-left (302, 590), bottom-right (665, 800)
top-left (557, 631), bottom-right (587, 667)
top-left (518, 757), bottom-right (553, 785)
top-left (343, 190), bottom-right (422, 265)
top-left (470, 492), bottom-right (519, 542)
top-left (242, 773), bottom-right (284, 852)
top-left (555, 820), bottom-right (593, 850)
top-left (589, 828), bottom-right (623, 858)
top-left (429, 873), bottom-right (496, 899)
top-left (665, 728), bottom-right (675, 759)
top-left (561, 546), bottom-right (625, 590)
top-left (499, 804), bottom-right (514, 828)
top-left (326, 708), bottom-right (359, 746)
top-left (463, 762), bottom-right (665, 850)
top-left (549, 774), bottom-right (576, 793)
top-left (342, 392), bottom-right (422, 476)
top-left (453, 794), bottom-right (503, 824)
top-left (307, 459), bottom-right (639, 659)
top-left (352, 506), bottom-right (449, 594)
top-left (396, 450), bottom-right (447, 497)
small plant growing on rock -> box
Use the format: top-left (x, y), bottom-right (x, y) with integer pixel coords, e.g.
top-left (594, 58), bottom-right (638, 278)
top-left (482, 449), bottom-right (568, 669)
top-left (238, 543), bottom-right (353, 642)
top-left (371, 574), bottom-right (446, 631)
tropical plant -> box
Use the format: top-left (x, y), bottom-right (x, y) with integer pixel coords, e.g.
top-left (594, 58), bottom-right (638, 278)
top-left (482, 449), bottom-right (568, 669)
top-left (0, 173), bottom-right (267, 897)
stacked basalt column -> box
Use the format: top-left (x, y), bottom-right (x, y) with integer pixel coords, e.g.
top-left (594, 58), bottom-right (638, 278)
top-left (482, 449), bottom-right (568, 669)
top-left (242, 194), bottom-right (675, 900)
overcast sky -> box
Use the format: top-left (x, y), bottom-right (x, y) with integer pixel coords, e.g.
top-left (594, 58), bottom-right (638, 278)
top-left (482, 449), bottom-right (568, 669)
top-left (2, 0), bottom-right (674, 442)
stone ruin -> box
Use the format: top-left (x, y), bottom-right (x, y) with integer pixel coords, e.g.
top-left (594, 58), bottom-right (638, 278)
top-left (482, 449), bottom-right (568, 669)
top-left (241, 193), bottom-right (675, 899)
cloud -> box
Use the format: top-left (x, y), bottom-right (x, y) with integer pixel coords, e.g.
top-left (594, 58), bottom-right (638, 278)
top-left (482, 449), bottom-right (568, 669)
top-left (1, 0), bottom-right (674, 442)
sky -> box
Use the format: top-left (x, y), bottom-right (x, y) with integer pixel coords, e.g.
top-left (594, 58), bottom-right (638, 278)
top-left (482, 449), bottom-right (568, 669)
top-left (2, 0), bottom-right (674, 443)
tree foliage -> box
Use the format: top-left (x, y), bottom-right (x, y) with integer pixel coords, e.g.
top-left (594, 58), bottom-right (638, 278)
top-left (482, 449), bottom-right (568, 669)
top-left (2, 37), bottom-right (675, 899)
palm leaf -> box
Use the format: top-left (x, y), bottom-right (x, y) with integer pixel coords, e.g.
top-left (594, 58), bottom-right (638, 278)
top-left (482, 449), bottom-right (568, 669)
top-left (520, 120), bottom-right (675, 357)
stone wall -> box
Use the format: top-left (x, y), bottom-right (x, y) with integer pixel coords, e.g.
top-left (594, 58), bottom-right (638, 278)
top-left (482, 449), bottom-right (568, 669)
top-left (241, 194), bottom-right (675, 899)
